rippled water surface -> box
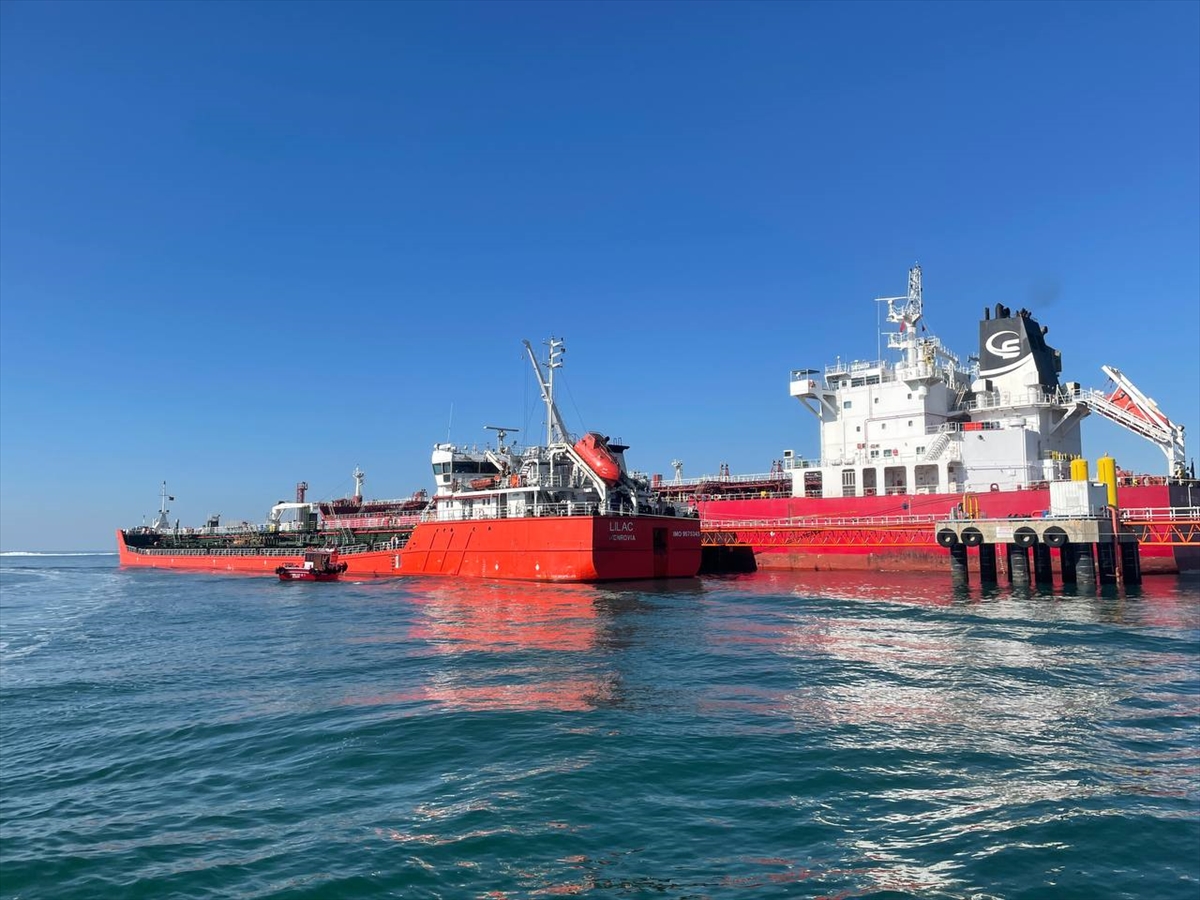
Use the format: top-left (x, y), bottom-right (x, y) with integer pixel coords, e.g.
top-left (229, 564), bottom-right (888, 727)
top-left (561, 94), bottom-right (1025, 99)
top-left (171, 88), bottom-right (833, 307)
top-left (2, 555), bottom-right (1198, 899)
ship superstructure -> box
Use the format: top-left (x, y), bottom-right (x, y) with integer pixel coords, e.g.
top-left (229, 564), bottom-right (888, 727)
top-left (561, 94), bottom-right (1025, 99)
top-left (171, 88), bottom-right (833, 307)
top-left (788, 265), bottom-right (1089, 499)
top-left (652, 265), bottom-right (1195, 574)
top-left (430, 339), bottom-right (679, 525)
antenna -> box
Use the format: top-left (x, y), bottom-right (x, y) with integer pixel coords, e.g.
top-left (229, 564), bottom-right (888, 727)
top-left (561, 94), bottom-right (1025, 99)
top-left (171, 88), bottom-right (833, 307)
top-left (876, 263), bottom-right (924, 366)
top-left (671, 459), bottom-right (684, 484)
top-left (446, 403), bottom-right (454, 442)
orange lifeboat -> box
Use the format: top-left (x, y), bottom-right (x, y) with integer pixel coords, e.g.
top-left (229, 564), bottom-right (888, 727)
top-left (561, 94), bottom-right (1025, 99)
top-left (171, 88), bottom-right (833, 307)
top-left (573, 432), bottom-right (621, 484)
top-left (469, 476), bottom-right (500, 491)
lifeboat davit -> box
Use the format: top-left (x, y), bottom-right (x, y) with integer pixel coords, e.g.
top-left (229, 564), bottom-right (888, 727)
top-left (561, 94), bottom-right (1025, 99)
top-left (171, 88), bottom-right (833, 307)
top-left (573, 432), bottom-right (621, 484)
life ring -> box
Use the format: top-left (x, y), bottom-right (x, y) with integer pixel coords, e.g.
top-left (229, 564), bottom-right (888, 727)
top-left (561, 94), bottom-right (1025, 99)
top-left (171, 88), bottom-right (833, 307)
top-left (989, 483), bottom-right (999, 492)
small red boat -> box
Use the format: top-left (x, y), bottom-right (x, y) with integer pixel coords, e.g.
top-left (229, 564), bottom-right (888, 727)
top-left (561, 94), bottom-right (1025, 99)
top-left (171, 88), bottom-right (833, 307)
top-left (275, 549), bottom-right (348, 582)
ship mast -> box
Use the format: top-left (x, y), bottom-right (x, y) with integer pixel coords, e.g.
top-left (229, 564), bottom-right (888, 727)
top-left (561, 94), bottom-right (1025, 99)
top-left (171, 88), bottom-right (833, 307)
top-left (151, 481), bottom-right (172, 531)
top-left (878, 264), bottom-right (924, 367)
top-left (523, 337), bottom-right (570, 445)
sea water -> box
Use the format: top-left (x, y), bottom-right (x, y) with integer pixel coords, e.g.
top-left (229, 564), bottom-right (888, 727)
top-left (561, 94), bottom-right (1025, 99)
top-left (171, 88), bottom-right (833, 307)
top-left (1, 554), bottom-right (1197, 899)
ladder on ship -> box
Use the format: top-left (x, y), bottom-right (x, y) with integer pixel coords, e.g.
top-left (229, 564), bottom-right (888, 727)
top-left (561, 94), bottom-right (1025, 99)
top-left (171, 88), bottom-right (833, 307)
top-left (923, 431), bottom-right (953, 462)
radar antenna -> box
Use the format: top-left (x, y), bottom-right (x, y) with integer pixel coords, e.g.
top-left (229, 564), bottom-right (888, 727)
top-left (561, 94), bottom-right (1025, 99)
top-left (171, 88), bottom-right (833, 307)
top-left (671, 459), bottom-right (684, 484)
top-left (485, 425), bottom-right (520, 452)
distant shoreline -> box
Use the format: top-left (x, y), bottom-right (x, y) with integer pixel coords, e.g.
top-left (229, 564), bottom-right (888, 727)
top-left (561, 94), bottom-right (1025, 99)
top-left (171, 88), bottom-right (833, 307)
top-left (0, 551), bottom-right (117, 557)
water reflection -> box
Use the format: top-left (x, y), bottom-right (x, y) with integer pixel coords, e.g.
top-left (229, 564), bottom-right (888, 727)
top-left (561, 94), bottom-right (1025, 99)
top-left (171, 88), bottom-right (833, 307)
top-left (402, 579), bottom-right (612, 713)
top-left (407, 579), bottom-right (601, 653)
top-left (709, 569), bottom-right (1199, 623)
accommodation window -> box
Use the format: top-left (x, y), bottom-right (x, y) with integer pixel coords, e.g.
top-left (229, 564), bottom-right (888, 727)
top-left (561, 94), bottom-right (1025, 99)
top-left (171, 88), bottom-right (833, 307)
top-left (843, 400), bottom-right (852, 409)
top-left (916, 445), bottom-right (926, 455)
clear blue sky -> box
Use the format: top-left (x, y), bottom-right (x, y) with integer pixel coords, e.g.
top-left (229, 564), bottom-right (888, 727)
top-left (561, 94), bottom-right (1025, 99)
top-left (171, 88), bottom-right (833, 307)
top-left (2, 0), bottom-right (1197, 550)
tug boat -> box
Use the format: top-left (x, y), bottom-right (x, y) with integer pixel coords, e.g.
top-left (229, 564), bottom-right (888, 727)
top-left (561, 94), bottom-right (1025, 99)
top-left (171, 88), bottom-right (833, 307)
top-left (276, 550), bottom-right (348, 582)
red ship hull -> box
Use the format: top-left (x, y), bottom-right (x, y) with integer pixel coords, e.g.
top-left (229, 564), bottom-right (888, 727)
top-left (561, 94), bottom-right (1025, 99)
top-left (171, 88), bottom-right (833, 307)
top-left (116, 515), bottom-right (701, 583)
top-left (699, 482), bottom-right (1192, 575)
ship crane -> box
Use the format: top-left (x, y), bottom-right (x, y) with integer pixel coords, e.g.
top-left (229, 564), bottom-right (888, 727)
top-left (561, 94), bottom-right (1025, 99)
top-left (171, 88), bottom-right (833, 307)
top-left (1080, 365), bottom-right (1187, 476)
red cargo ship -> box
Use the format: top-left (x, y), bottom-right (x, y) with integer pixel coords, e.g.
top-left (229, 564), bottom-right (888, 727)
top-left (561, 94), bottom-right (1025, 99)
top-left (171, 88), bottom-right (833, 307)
top-left (117, 338), bottom-right (701, 582)
top-left (651, 266), bottom-right (1198, 575)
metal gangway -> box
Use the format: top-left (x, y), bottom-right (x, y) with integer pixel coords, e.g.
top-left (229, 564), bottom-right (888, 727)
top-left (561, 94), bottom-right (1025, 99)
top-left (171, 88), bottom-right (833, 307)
top-left (1079, 365), bottom-right (1187, 476)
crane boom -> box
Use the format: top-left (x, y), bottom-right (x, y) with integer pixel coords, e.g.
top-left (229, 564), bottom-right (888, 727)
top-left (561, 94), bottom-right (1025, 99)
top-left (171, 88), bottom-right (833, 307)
top-left (1079, 365), bottom-right (1187, 475)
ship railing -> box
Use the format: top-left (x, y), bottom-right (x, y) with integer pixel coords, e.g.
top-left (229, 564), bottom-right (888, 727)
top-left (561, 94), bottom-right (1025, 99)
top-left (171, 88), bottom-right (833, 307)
top-left (960, 386), bottom-right (1085, 412)
top-left (129, 545), bottom-right (312, 557)
top-left (701, 508), bottom-right (1200, 530)
top-left (1116, 475), bottom-right (1172, 487)
top-left (688, 488), bottom-right (793, 502)
top-left (1120, 506), bottom-right (1200, 521)
top-left (421, 498), bottom-right (681, 523)
top-left (702, 513), bottom-right (941, 529)
top-left (320, 514), bottom-right (423, 530)
top-left (823, 359), bottom-right (894, 380)
top-left (648, 471), bottom-right (793, 489)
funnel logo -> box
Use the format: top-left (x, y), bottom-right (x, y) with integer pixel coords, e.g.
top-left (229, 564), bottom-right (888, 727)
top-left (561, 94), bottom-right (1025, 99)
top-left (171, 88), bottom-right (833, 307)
top-left (985, 330), bottom-right (1022, 360)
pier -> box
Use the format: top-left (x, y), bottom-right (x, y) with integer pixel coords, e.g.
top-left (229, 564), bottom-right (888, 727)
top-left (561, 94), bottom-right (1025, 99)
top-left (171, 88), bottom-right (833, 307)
top-left (934, 515), bottom-right (1142, 588)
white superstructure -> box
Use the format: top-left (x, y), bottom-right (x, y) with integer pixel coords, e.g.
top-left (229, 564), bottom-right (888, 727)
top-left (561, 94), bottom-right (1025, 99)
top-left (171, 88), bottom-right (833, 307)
top-left (429, 338), bottom-right (686, 522)
top-left (788, 265), bottom-right (1099, 499)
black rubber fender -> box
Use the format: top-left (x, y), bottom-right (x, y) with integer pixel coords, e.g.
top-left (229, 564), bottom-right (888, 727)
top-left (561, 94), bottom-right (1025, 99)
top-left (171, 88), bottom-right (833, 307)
top-left (1013, 526), bottom-right (1039, 547)
top-left (1043, 526), bottom-right (1069, 548)
top-left (936, 528), bottom-right (959, 548)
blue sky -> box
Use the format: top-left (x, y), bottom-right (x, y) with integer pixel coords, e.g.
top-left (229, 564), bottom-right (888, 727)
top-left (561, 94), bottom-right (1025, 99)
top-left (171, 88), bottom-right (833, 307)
top-left (1, 0), bottom-right (1197, 550)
